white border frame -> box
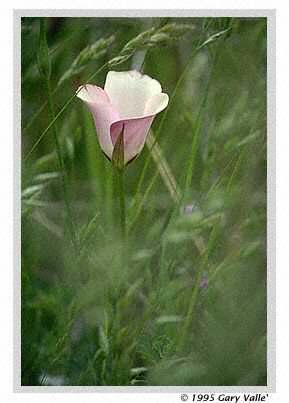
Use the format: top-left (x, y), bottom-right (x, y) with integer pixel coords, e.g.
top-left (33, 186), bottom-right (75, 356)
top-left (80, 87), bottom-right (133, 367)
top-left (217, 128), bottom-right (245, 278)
top-left (14, 9), bottom-right (276, 393)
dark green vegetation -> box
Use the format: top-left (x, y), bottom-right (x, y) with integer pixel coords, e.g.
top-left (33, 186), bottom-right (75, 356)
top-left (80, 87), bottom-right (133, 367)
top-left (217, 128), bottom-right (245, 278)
top-left (21, 17), bottom-right (267, 386)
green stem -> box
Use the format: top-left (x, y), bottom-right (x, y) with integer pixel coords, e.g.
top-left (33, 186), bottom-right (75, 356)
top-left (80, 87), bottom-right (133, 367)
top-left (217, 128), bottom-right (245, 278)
top-left (117, 168), bottom-right (126, 243)
top-left (46, 79), bottom-right (77, 250)
top-left (115, 168), bottom-right (126, 271)
top-left (105, 162), bottom-right (114, 231)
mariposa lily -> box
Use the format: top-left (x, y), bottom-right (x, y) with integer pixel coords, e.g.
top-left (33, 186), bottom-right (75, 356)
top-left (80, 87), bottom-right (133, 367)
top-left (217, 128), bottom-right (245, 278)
top-left (77, 70), bottom-right (169, 167)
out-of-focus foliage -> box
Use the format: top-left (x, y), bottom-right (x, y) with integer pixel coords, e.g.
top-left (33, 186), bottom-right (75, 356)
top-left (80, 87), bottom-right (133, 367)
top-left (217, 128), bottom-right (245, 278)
top-left (21, 16), bottom-right (267, 386)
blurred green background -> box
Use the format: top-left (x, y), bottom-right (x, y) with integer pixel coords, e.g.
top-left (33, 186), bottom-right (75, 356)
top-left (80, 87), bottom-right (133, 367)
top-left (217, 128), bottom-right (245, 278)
top-left (21, 17), bottom-right (267, 386)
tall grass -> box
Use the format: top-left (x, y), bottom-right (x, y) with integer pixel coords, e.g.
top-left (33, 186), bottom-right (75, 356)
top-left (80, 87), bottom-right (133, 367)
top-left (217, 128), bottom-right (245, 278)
top-left (21, 16), bottom-right (267, 386)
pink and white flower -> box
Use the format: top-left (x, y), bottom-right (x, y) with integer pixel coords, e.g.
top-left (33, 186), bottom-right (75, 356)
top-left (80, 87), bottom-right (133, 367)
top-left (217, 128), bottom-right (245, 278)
top-left (77, 70), bottom-right (169, 166)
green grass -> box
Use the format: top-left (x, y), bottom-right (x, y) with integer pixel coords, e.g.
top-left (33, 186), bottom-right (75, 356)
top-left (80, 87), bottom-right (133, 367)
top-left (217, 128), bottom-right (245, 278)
top-left (21, 16), bottom-right (267, 386)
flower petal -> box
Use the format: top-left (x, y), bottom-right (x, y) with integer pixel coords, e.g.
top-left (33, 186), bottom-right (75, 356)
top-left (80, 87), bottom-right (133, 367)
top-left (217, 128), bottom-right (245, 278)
top-left (110, 116), bottom-right (155, 165)
top-left (104, 70), bottom-right (163, 119)
top-left (77, 73), bottom-right (169, 166)
top-left (144, 93), bottom-right (169, 115)
top-left (77, 85), bottom-right (119, 159)
top-left (77, 84), bottom-right (109, 103)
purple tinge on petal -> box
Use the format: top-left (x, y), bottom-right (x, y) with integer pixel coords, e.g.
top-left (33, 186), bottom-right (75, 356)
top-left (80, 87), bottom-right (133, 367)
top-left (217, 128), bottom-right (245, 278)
top-left (77, 85), bottom-right (119, 159)
top-left (88, 102), bottom-right (119, 159)
top-left (110, 115), bottom-right (155, 165)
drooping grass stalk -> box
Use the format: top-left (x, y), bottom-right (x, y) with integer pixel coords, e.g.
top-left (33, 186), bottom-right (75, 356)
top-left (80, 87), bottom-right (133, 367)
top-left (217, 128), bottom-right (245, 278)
top-left (146, 131), bottom-right (181, 203)
top-left (132, 30), bottom-right (230, 204)
top-left (128, 129), bottom-right (181, 231)
top-left (132, 50), bottom-right (194, 200)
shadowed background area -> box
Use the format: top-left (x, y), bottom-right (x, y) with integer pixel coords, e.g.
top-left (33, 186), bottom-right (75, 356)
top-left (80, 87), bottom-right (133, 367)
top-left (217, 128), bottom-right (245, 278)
top-left (21, 17), bottom-right (267, 386)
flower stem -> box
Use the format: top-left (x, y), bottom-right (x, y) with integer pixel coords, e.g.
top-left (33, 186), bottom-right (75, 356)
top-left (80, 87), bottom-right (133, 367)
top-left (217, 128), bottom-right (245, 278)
top-left (115, 168), bottom-right (126, 267)
top-left (118, 168), bottom-right (126, 242)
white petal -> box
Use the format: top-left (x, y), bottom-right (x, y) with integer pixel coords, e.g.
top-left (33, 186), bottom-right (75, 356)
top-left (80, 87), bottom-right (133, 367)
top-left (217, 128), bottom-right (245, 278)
top-left (144, 93), bottom-right (169, 116)
top-left (104, 70), bottom-right (162, 119)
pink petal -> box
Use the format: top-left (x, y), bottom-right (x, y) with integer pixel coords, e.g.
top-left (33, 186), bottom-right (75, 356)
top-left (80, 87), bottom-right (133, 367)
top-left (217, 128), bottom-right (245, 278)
top-left (110, 116), bottom-right (155, 165)
top-left (109, 92), bottom-right (169, 165)
top-left (77, 75), bottom-right (169, 166)
top-left (77, 85), bottom-right (119, 159)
